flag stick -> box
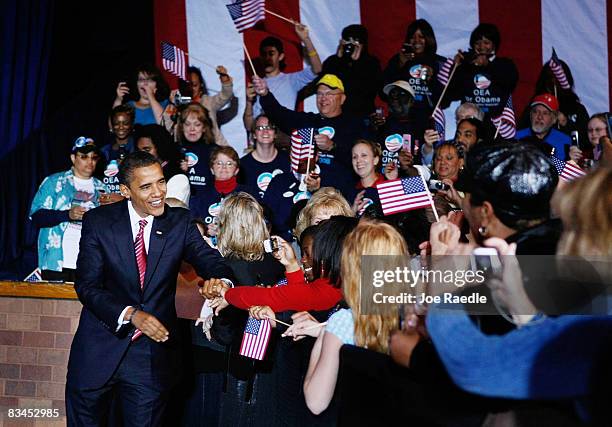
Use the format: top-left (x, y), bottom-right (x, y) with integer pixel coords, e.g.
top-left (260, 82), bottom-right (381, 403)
top-left (493, 119), bottom-right (501, 140)
top-left (184, 52), bottom-right (218, 72)
top-left (419, 173), bottom-right (440, 222)
top-left (301, 321), bottom-right (327, 332)
top-left (242, 42), bottom-right (258, 78)
top-left (263, 314), bottom-right (291, 327)
top-left (432, 60), bottom-right (459, 113)
top-left (305, 128), bottom-right (313, 182)
top-left (264, 9), bottom-right (296, 24)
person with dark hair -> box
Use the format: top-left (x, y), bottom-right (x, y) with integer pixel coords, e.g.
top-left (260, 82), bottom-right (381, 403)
top-left (516, 93), bottom-right (572, 160)
top-left (66, 150), bottom-right (233, 426)
top-left (446, 23), bottom-right (519, 120)
top-left (101, 105), bottom-right (136, 162)
top-left (202, 216), bottom-right (359, 314)
top-left (135, 124), bottom-right (190, 205)
top-left (320, 24), bottom-right (382, 117)
top-left (29, 137), bottom-right (109, 282)
top-left (454, 117), bottom-right (488, 152)
top-left (243, 23), bottom-right (322, 131)
top-left (113, 63), bottom-right (171, 126)
top-left (455, 142), bottom-right (561, 254)
top-left (382, 19), bottom-right (447, 128)
top-left (240, 114), bottom-right (291, 199)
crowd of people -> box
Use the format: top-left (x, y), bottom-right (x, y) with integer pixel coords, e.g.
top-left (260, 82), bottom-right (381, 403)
top-left (27, 18), bottom-right (612, 426)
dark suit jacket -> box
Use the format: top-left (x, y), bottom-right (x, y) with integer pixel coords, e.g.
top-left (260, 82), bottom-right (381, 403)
top-left (67, 200), bottom-right (233, 389)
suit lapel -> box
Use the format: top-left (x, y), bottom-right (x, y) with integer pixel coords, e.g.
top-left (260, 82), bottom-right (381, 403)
top-left (111, 202), bottom-right (140, 293)
top-left (143, 213), bottom-right (168, 290)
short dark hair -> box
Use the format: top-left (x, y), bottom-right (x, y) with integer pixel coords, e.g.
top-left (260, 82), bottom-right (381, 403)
top-left (110, 104), bottom-right (135, 124)
top-left (118, 151), bottom-right (160, 186)
top-left (469, 23), bottom-right (501, 51)
top-left (134, 64), bottom-right (170, 102)
top-left (259, 36), bottom-right (286, 70)
top-left (134, 124), bottom-right (179, 164)
top-left (311, 216), bottom-right (359, 287)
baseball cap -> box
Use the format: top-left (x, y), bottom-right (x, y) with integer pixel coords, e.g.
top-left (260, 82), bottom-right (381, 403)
top-left (317, 74), bottom-right (345, 93)
top-left (71, 136), bottom-right (99, 154)
top-left (530, 93), bottom-right (559, 112)
top-left (383, 80), bottom-right (416, 98)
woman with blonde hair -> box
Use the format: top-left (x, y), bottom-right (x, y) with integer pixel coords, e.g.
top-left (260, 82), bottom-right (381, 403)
top-left (185, 191), bottom-right (284, 426)
top-left (288, 221), bottom-right (409, 415)
top-left (294, 187), bottom-right (353, 243)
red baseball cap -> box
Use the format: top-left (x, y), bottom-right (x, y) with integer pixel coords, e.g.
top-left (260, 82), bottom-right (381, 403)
top-left (530, 93), bottom-right (559, 112)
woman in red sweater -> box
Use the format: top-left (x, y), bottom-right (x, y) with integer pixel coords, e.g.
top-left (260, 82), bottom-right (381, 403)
top-left (202, 216), bottom-right (359, 313)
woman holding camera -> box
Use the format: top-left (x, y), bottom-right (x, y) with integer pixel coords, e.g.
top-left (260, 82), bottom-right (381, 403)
top-left (112, 64), bottom-right (171, 127)
top-left (348, 139), bottom-right (386, 217)
top-left (382, 19), bottom-right (447, 127)
top-left (446, 23), bottom-right (518, 120)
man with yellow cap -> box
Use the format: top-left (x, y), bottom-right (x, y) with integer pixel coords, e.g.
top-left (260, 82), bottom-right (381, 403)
top-left (253, 73), bottom-right (367, 169)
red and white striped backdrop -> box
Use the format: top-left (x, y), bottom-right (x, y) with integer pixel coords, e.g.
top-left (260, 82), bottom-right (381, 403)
top-left (154, 0), bottom-right (612, 152)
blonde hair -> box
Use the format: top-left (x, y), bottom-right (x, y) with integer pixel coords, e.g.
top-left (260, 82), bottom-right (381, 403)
top-left (217, 192), bottom-right (269, 261)
top-left (341, 221), bottom-right (408, 353)
top-left (294, 188), bottom-right (353, 241)
top-left (555, 167), bottom-right (612, 258)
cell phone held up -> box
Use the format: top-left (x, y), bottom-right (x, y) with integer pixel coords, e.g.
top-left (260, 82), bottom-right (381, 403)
top-left (263, 237), bottom-right (280, 253)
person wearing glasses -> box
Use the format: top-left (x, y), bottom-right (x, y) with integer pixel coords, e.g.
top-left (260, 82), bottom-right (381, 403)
top-left (240, 114), bottom-right (291, 199)
top-left (112, 64), bottom-right (170, 126)
top-left (29, 137), bottom-right (109, 282)
top-left (253, 73), bottom-right (368, 169)
top-left (190, 146), bottom-right (257, 238)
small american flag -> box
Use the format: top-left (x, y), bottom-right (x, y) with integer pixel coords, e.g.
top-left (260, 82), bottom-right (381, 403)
top-left (432, 107), bottom-right (446, 140)
top-left (24, 268), bottom-right (42, 282)
top-left (239, 316), bottom-right (272, 360)
top-left (290, 128), bottom-right (316, 173)
top-left (161, 42), bottom-right (187, 80)
top-left (376, 176), bottom-right (433, 216)
top-left (437, 57), bottom-right (454, 86)
top-left (550, 156), bottom-right (587, 182)
top-left (549, 48), bottom-right (570, 90)
top-left (226, 0), bottom-right (265, 32)
top-left (276, 277), bottom-right (287, 287)
top-left (491, 95), bottom-right (516, 139)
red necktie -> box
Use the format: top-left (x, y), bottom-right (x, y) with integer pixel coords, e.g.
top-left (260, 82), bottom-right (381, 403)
top-left (132, 219), bottom-right (147, 341)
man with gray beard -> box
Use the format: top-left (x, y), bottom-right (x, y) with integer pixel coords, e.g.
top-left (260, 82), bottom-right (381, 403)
top-left (516, 93), bottom-right (572, 160)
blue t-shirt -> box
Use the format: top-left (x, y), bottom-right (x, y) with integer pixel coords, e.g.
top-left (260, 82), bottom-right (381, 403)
top-left (128, 99), bottom-right (169, 125)
top-left (190, 183), bottom-right (258, 227)
top-left (239, 151), bottom-right (291, 199)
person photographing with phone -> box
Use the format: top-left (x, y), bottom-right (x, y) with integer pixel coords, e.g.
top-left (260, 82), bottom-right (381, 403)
top-left (445, 23), bottom-right (518, 121)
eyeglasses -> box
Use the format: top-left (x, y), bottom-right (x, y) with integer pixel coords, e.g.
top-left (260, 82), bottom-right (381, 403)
top-left (214, 161), bottom-right (236, 168)
top-left (255, 125), bottom-right (275, 131)
top-left (76, 153), bottom-right (100, 161)
top-left (316, 91), bottom-right (342, 98)
top-left (588, 127), bottom-right (607, 133)
top-left (137, 78), bottom-right (154, 83)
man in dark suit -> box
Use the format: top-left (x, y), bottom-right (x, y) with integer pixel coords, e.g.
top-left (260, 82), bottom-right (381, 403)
top-left (66, 152), bottom-right (233, 426)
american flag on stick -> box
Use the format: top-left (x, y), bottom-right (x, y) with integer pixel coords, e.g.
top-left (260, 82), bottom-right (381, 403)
top-left (376, 176), bottom-right (434, 216)
top-left (432, 107), bottom-right (446, 140)
top-left (492, 95), bottom-right (516, 139)
top-left (550, 156), bottom-right (587, 182)
top-left (549, 48), bottom-right (570, 90)
top-left (161, 42), bottom-right (187, 80)
top-left (437, 57), bottom-right (454, 86)
top-left (226, 0), bottom-right (265, 32)
top-left (239, 316), bottom-right (272, 360)
top-left (290, 128), bottom-right (316, 173)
